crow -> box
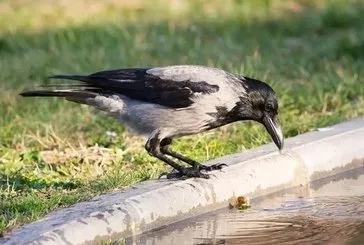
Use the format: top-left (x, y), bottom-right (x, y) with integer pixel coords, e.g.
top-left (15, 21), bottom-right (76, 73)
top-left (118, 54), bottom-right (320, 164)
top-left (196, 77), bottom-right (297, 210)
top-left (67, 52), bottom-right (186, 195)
top-left (20, 65), bottom-right (283, 179)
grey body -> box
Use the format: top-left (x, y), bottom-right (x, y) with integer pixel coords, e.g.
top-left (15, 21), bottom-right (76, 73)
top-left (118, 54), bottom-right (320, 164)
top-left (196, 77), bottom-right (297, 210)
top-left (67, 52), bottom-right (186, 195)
top-left (20, 65), bottom-right (283, 179)
top-left (85, 66), bottom-right (246, 139)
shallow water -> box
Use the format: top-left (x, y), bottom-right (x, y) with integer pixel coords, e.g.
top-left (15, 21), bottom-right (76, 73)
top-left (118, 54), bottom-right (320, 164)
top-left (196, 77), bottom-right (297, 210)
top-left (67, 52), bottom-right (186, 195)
top-left (126, 167), bottom-right (364, 245)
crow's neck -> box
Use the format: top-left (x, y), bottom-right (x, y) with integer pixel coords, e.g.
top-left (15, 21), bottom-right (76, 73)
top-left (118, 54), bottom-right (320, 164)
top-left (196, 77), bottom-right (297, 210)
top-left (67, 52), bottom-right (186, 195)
top-left (205, 105), bottom-right (244, 130)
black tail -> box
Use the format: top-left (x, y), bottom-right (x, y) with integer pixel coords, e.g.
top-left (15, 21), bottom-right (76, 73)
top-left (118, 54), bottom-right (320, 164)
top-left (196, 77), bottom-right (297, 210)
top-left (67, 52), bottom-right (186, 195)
top-left (19, 90), bottom-right (97, 99)
top-left (19, 74), bottom-right (98, 98)
top-left (20, 71), bottom-right (129, 99)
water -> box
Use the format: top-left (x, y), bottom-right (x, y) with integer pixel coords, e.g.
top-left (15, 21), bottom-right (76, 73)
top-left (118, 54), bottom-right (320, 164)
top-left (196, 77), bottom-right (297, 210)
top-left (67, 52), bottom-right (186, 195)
top-left (126, 167), bottom-right (364, 245)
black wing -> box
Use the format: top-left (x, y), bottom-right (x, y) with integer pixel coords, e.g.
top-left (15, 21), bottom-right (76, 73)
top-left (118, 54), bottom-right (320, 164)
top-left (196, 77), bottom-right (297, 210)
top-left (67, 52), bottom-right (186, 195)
top-left (43, 67), bottom-right (220, 108)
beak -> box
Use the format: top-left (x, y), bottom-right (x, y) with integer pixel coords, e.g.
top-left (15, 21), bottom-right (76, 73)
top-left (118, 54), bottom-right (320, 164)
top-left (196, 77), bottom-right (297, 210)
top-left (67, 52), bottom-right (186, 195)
top-left (262, 114), bottom-right (284, 150)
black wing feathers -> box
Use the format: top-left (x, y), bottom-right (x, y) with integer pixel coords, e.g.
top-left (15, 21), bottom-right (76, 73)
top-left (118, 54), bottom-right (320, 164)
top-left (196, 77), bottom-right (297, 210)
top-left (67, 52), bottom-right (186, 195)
top-left (46, 68), bottom-right (219, 108)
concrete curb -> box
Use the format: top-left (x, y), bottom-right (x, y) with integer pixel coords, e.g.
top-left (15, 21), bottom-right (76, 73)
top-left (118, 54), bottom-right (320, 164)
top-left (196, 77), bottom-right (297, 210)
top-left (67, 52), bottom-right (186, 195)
top-left (2, 118), bottom-right (364, 245)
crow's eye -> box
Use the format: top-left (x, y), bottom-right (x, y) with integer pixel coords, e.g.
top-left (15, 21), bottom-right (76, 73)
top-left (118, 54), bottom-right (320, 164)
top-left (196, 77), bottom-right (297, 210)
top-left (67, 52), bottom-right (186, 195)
top-left (265, 103), bottom-right (274, 112)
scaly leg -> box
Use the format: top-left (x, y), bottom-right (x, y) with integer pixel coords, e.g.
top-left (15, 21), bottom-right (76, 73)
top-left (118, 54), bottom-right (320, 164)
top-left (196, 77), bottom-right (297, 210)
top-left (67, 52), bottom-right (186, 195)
top-left (160, 138), bottom-right (227, 172)
top-left (145, 131), bottom-right (209, 179)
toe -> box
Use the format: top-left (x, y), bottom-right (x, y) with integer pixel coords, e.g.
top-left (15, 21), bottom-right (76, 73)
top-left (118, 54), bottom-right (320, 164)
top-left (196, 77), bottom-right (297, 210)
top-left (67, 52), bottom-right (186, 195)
top-left (214, 163), bottom-right (228, 169)
top-left (199, 163), bottom-right (227, 171)
top-left (166, 172), bottom-right (184, 179)
top-left (162, 168), bottom-right (212, 179)
top-left (182, 168), bottom-right (210, 179)
top-left (199, 165), bottom-right (212, 171)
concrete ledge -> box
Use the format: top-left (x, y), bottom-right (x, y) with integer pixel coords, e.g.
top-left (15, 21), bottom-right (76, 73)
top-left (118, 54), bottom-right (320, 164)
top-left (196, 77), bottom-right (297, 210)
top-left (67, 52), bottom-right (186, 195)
top-left (2, 118), bottom-right (364, 245)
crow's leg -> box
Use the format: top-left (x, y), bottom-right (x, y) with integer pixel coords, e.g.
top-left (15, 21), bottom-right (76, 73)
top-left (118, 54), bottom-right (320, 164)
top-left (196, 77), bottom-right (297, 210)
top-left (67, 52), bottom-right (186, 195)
top-left (160, 138), bottom-right (199, 168)
top-left (145, 130), bottom-right (209, 179)
top-left (160, 138), bottom-right (227, 171)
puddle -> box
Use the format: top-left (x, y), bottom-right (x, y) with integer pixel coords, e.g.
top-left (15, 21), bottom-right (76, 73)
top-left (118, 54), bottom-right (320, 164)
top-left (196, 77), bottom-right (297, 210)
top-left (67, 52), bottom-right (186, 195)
top-left (121, 167), bottom-right (364, 245)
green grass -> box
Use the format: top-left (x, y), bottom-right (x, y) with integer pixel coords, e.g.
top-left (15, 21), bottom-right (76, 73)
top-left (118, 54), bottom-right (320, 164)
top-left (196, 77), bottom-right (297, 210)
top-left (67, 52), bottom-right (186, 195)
top-left (1, 0), bottom-right (364, 236)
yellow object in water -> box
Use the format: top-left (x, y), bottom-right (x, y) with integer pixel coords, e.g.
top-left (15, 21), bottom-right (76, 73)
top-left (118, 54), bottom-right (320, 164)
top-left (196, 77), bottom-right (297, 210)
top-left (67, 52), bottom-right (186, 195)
top-left (228, 196), bottom-right (251, 210)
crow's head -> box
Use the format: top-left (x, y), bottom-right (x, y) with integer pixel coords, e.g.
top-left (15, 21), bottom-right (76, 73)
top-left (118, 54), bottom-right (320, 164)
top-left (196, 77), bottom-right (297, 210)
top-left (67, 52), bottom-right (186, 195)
top-left (233, 76), bottom-right (284, 150)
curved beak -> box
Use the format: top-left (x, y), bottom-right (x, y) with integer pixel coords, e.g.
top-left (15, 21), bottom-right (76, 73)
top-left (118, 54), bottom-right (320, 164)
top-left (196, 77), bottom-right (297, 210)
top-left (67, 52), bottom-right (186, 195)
top-left (262, 114), bottom-right (284, 150)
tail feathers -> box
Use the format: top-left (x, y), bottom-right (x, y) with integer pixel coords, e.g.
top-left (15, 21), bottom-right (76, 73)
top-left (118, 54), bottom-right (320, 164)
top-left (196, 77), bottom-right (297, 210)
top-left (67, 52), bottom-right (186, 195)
top-left (19, 89), bottom-right (96, 98)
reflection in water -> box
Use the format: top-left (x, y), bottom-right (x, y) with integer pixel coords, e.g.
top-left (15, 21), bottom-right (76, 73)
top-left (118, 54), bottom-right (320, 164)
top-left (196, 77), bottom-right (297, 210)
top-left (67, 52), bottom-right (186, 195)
top-left (125, 168), bottom-right (364, 245)
top-left (192, 197), bottom-right (363, 245)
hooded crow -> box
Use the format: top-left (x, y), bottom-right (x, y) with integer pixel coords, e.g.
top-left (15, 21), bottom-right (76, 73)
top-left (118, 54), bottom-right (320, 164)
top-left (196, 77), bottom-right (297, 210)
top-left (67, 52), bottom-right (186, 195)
top-left (20, 65), bottom-right (283, 179)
